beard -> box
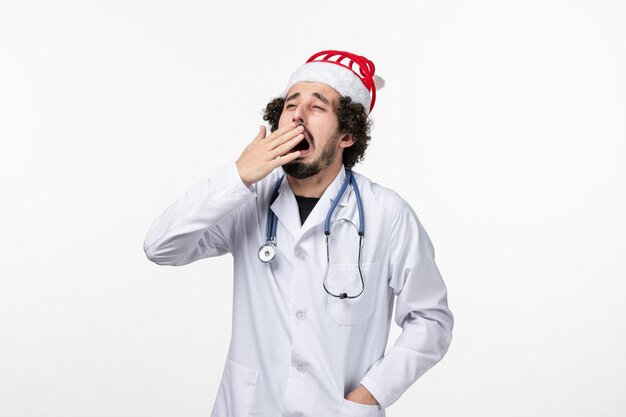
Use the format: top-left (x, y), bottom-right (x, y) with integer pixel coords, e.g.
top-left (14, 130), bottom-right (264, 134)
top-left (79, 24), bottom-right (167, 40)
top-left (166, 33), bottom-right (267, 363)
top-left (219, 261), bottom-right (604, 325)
top-left (282, 133), bottom-right (341, 179)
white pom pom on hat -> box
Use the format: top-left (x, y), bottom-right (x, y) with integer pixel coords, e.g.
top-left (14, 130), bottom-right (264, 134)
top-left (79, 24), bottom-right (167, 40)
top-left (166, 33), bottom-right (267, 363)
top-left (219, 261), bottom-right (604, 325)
top-left (282, 50), bottom-right (384, 114)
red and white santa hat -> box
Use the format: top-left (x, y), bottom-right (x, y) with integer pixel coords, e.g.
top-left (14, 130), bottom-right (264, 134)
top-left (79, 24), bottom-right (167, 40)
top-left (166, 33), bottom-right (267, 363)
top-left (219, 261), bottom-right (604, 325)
top-left (282, 50), bottom-right (385, 114)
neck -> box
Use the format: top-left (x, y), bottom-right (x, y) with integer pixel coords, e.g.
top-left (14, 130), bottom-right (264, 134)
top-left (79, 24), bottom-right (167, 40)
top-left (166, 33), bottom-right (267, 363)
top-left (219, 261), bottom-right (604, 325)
top-left (287, 163), bottom-right (343, 198)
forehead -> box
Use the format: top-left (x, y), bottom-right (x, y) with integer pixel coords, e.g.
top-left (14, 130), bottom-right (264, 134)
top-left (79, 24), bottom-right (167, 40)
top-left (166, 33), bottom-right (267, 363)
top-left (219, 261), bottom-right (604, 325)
top-left (285, 81), bottom-right (341, 102)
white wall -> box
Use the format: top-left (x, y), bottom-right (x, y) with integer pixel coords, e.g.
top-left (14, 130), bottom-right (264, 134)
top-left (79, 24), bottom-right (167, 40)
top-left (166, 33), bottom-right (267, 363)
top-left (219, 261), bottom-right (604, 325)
top-left (1, 1), bottom-right (624, 416)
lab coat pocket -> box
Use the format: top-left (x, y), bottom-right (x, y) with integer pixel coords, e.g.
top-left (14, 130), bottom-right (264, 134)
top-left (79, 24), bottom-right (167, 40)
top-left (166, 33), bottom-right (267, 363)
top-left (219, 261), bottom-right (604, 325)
top-left (326, 262), bottom-right (378, 326)
top-left (211, 356), bottom-right (260, 417)
top-left (340, 398), bottom-right (384, 417)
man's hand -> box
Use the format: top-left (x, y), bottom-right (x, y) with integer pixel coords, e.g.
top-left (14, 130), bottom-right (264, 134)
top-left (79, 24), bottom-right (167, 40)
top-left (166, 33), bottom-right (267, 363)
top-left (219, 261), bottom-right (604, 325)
top-left (235, 122), bottom-right (305, 187)
top-left (345, 384), bottom-right (379, 406)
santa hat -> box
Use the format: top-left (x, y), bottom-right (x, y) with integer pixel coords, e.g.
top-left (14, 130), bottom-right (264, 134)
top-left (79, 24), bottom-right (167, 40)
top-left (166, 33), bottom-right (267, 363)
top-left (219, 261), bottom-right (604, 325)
top-left (282, 50), bottom-right (385, 114)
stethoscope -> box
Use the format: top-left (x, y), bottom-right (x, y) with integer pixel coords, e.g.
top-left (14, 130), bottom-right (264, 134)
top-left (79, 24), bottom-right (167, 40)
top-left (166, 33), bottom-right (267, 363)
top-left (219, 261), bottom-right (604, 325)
top-left (258, 169), bottom-right (365, 299)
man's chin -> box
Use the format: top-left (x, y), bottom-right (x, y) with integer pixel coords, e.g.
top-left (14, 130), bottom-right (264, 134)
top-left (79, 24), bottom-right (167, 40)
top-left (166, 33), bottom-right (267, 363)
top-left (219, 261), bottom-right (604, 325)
top-left (282, 160), bottom-right (321, 179)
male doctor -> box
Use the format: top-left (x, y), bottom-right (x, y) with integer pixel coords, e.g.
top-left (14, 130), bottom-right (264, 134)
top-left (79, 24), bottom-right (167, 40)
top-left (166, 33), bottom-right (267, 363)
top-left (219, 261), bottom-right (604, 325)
top-left (143, 50), bottom-right (453, 417)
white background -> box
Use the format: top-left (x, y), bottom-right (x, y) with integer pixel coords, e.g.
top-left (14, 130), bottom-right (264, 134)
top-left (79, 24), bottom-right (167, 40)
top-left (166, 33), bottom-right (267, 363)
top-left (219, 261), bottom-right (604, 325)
top-left (1, 1), bottom-right (625, 416)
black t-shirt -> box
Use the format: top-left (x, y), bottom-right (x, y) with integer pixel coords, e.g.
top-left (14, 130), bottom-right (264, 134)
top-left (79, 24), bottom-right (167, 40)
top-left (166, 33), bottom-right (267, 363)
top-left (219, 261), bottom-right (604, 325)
top-left (294, 195), bottom-right (320, 225)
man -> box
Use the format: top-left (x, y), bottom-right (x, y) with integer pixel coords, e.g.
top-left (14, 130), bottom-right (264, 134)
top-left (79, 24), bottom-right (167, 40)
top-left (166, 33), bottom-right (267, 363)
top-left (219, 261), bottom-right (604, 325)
top-left (143, 50), bottom-right (453, 417)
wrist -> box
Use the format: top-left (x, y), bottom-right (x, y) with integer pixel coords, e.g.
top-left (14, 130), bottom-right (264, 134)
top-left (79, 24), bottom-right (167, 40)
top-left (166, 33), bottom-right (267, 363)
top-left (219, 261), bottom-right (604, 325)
top-left (235, 161), bottom-right (252, 187)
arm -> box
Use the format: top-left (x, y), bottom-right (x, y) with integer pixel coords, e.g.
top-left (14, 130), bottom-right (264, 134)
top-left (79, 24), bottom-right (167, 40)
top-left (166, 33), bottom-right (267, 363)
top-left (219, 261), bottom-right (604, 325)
top-left (360, 193), bottom-right (454, 409)
top-left (143, 161), bottom-right (255, 266)
top-left (143, 123), bottom-right (306, 266)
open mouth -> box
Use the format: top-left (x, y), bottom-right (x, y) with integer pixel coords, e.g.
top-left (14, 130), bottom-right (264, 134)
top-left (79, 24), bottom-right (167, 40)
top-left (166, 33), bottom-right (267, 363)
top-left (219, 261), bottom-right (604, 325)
top-left (293, 137), bottom-right (310, 152)
top-left (293, 125), bottom-right (312, 152)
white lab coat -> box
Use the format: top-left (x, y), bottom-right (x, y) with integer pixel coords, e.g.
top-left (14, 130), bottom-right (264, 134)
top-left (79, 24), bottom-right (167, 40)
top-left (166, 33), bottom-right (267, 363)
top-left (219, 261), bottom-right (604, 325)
top-left (143, 162), bottom-right (453, 417)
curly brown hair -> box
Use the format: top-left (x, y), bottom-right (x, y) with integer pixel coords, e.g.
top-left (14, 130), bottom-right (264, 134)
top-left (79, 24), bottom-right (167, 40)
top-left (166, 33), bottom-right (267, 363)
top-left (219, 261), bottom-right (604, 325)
top-left (262, 96), bottom-right (371, 169)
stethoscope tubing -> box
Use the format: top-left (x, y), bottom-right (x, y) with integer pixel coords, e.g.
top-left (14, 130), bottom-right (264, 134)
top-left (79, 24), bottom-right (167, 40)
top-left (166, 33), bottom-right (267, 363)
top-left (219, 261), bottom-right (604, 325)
top-left (259, 169), bottom-right (365, 299)
top-left (266, 175), bottom-right (284, 243)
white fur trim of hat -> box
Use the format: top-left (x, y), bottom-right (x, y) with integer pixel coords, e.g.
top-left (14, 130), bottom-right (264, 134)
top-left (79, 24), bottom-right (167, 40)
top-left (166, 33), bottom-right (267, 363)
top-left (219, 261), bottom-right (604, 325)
top-left (281, 50), bottom-right (384, 114)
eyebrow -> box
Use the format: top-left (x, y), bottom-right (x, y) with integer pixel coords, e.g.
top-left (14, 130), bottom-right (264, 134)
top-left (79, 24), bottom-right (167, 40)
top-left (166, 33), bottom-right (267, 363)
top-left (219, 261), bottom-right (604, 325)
top-left (313, 92), bottom-right (330, 105)
top-left (286, 92), bottom-right (300, 102)
top-left (285, 91), bottom-right (330, 105)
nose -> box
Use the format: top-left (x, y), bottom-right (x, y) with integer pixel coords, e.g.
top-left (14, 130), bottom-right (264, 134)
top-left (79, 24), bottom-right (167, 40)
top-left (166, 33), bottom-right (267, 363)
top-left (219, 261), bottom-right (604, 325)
top-left (291, 104), bottom-right (306, 125)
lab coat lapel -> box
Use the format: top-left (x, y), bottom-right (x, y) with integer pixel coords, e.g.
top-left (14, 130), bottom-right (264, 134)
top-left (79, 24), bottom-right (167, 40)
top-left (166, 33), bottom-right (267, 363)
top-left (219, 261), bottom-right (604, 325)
top-left (269, 174), bottom-right (301, 241)
top-left (296, 165), bottom-right (354, 242)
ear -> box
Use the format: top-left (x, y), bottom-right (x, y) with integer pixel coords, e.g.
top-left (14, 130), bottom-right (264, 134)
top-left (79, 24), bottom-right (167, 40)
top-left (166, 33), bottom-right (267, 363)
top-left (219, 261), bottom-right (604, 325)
top-left (338, 133), bottom-right (355, 149)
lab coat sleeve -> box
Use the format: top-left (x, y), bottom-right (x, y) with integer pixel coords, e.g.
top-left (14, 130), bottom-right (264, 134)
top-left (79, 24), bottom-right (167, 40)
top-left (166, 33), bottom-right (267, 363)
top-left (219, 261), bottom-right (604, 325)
top-left (360, 193), bottom-right (453, 409)
top-left (143, 161), bottom-right (256, 266)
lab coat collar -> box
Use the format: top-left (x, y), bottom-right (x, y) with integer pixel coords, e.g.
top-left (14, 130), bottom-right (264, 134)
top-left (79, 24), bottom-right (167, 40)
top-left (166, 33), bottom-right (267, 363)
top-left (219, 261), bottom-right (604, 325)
top-left (270, 164), bottom-right (354, 242)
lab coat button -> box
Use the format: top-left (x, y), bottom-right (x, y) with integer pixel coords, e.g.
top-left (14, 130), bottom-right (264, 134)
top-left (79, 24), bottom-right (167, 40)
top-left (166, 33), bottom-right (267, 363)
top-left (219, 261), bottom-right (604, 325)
top-left (296, 365), bottom-right (307, 373)
top-left (294, 250), bottom-right (307, 260)
top-left (296, 311), bottom-right (306, 320)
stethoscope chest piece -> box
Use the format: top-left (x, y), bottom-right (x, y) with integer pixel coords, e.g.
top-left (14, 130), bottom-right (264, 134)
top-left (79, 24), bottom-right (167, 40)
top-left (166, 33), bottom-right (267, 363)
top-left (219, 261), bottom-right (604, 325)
top-left (258, 242), bottom-right (277, 263)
